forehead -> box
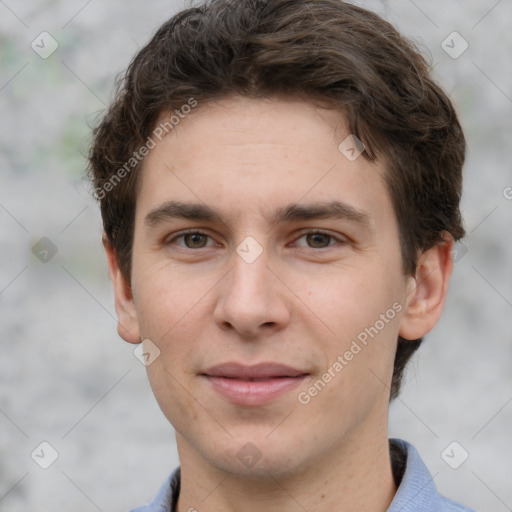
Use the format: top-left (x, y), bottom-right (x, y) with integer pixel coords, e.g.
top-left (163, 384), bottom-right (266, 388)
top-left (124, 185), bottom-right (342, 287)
top-left (136, 96), bottom-right (393, 229)
top-left (155, 95), bottom-right (347, 156)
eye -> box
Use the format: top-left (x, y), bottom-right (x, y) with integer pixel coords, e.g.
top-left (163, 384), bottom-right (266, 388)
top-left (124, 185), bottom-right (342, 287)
top-left (166, 231), bottom-right (214, 249)
top-left (294, 230), bottom-right (345, 249)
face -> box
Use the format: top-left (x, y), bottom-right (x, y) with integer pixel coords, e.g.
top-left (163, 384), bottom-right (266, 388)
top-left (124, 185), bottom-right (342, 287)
top-left (112, 96), bottom-right (428, 478)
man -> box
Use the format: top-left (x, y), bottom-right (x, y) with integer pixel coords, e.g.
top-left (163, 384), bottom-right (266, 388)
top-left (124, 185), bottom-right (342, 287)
top-left (88, 0), bottom-right (475, 510)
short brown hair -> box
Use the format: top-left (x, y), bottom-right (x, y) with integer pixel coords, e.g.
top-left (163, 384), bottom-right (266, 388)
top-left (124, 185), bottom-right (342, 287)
top-left (88, 0), bottom-right (466, 399)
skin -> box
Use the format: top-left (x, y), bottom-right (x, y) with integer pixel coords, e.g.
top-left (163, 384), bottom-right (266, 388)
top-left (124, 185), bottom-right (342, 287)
top-left (105, 96), bottom-right (454, 512)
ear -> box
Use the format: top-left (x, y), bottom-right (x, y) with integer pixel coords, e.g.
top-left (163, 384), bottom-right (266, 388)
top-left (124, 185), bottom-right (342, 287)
top-left (103, 234), bottom-right (141, 344)
top-left (399, 232), bottom-right (454, 340)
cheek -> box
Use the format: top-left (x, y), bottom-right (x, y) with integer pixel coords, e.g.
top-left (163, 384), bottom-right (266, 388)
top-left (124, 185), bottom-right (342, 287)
top-left (145, 357), bottom-right (204, 436)
top-left (132, 259), bottom-right (206, 339)
top-left (303, 263), bottom-right (403, 379)
top-left (134, 270), bottom-right (208, 425)
top-left (303, 267), bottom-right (391, 333)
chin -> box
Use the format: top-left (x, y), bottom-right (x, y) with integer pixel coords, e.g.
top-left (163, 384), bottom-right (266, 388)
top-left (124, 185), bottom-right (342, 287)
top-left (203, 433), bottom-right (310, 481)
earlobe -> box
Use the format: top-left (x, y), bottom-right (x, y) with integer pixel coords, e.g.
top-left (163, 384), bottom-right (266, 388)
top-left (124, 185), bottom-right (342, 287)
top-left (398, 233), bottom-right (454, 341)
top-left (103, 234), bottom-right (141, 344)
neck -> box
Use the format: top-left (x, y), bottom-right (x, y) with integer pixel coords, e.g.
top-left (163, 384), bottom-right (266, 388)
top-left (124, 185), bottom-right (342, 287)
top-left (176, 425), bottom-right (396, 512)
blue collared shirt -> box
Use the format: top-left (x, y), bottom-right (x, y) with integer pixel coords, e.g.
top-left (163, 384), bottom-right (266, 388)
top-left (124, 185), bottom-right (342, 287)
top-left (129, 438), bottom-right (475, 511)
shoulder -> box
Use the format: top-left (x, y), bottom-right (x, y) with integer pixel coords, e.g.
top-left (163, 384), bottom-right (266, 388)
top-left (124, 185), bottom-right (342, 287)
top-left (438, 489), bottom-right (477, 512)
top-left (388, 439), bottom-right (476, 512)
top-left (439, 495), bottom-right (477, 511)
top-left (127, 467), bottom-right (180, 512)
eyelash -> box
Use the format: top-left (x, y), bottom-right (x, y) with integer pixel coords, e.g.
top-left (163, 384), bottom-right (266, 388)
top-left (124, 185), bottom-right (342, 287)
top-left (165, 229), bottom-right (347, 250)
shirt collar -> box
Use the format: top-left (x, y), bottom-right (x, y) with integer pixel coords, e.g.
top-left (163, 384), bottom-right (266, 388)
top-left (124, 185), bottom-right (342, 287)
top-left (387, 438), bottom-right (445, 511)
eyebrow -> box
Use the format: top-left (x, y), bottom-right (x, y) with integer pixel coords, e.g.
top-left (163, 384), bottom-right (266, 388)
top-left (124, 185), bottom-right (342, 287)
top-left (144, 200), bottom-right (372, 230)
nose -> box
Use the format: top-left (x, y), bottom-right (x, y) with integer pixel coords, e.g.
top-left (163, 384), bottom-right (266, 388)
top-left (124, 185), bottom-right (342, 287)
top-left (213, 244), bottom-right (291, 338)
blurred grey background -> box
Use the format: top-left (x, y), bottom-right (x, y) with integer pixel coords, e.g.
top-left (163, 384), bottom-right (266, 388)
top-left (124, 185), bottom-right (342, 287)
top-left (0, 1), bottom-right (511, 510)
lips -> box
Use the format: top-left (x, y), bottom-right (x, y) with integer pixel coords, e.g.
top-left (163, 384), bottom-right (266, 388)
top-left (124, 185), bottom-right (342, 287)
top-left (203, 362), bottom-right (308, 380)
top-left (201, 362), bottom-right (309, 406)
